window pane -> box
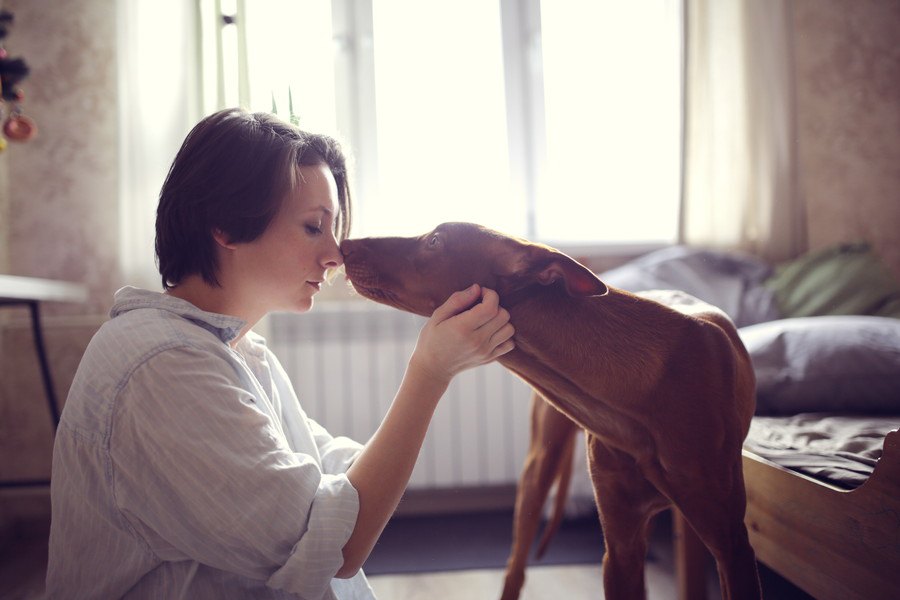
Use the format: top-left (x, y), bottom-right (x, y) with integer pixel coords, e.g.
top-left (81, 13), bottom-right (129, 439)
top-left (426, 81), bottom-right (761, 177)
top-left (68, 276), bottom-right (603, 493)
top-left (364, 0), bottom-right (519, 238)
top-left (538, 0), bottom-right (682, 244)
top-left (244, 0), bottom-right (338, 134)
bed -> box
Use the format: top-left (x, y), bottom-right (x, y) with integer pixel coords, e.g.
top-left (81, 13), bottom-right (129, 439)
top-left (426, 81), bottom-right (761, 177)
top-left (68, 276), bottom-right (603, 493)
top-left (741, 419), bottom-right (900, 598)
top-left (675, 419), bottom-right (900, 599)
top-left (596, 243), bottom-right (900, 598)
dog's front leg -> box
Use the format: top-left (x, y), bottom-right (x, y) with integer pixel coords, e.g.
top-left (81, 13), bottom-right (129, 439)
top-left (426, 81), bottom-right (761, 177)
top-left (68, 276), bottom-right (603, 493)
top-left (588, 435), bottom-right (668, 600)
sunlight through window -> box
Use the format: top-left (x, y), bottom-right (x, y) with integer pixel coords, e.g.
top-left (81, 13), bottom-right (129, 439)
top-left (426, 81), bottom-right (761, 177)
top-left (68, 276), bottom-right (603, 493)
top-left (244, 0), bottom-right (338, 133)
top-left (200, 0), bottom-right (683, 246)
top-left (366, 0), bottom-right (518, 238)
top-left (538, 0), bottom-right (682, 244)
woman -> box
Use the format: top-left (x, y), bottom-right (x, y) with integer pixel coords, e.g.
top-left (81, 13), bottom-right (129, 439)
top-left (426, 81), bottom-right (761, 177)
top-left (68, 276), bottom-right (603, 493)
top-left (45, 108), bottom-right (515, 599)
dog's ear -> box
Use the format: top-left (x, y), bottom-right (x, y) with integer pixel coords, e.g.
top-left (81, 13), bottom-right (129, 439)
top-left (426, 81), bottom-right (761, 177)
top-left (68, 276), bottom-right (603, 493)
top-left (533, 250), bottom-right (609, 297)
top-left (496, 238), bottom-right (608, 298)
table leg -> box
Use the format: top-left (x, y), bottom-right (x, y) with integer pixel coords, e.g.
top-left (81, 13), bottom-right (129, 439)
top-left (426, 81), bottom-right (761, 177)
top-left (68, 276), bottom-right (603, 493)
top-left (0, 300), bottom-right (58, 488)
top-left (27, 300), bottom-right (61, 429)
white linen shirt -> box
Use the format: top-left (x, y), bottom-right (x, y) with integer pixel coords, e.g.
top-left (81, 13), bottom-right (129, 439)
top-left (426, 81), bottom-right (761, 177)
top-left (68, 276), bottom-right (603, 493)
top-left (46, 287), bottom-right (375, 600)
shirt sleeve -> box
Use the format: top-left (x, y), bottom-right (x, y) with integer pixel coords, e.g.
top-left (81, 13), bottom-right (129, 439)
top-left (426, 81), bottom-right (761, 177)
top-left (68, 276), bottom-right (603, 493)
top-left (110, 344), bottom-right (359, 600)
top-left (263, 343), bottom-right (364, 476)
top-left (306, 417), bottom-right (364, 475)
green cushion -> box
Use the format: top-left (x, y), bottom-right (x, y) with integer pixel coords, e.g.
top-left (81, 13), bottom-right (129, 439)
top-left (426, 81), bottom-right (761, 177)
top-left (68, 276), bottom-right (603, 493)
top-left (765, 243), bottom-right (900, 319)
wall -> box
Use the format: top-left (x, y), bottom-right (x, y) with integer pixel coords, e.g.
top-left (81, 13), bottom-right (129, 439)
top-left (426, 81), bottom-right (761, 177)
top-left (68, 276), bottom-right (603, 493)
top-left (0, 157), bottom-right (8, 274)
top-left (0, 0), bottom-right (119, 534)
top-left (793, 0), bottom-right (900, 278)
top-left (5, 0), bottom-right (120, 312)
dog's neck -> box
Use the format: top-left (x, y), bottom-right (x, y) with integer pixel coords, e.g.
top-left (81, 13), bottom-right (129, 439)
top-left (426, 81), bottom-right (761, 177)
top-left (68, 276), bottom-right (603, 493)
top-left (498, 285), bottom-right (679, 434)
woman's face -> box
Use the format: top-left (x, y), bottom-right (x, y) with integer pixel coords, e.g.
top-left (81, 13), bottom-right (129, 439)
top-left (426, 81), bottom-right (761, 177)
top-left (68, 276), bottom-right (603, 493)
top-left (229, 163), bottom-right (343, 315)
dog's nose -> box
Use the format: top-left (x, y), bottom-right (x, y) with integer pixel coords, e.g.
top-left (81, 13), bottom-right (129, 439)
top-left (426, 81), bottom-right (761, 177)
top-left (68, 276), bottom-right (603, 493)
top-left (340, 239), bottom-right (355, 257)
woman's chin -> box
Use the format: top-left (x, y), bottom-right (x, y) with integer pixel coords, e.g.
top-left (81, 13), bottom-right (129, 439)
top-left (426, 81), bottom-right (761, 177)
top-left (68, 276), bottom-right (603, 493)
top-left (277, 295), bottom-right (314, 314)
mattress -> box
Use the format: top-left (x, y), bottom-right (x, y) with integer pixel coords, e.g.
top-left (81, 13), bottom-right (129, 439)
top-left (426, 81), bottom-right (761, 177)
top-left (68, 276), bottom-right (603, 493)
top-left (743, 414), bottom-right (900, 490)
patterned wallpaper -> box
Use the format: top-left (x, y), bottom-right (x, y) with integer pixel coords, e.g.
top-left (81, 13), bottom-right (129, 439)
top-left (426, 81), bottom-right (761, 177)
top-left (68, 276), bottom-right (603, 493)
top-left (793, 0), bottom-right (900, 278)
top-left (4, 0), bottom-right (120, 317)
top-left (0, 0), bottom-right (118, 527)
top-left (0, 157), bottom-right (8, 275)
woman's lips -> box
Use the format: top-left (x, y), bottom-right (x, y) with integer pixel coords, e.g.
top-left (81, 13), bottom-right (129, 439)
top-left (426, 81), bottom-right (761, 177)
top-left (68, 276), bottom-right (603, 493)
top-left (307, 281), bottom-right (322, 291)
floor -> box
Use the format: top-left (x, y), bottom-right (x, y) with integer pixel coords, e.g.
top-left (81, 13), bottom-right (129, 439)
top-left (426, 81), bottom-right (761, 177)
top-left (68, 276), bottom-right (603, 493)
top-left (369, 564), bottom-right (604, 599)
top-left (0, 509), bottom-right (811, 599)
top-left (364, 508), bottom-right (699, 598)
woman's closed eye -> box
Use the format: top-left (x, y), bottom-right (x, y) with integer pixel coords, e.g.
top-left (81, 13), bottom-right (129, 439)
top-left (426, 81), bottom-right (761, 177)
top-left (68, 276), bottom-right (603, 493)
top-left (305, 223), bottom-right (324, 235)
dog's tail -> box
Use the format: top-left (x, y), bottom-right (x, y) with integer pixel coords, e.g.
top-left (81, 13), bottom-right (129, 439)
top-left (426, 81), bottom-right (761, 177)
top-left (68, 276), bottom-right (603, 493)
top-left (535, 433), bottom-right (576, 560)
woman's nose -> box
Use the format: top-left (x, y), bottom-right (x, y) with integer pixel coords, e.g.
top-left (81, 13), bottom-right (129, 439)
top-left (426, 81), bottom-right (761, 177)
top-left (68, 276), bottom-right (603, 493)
top-left (323, 235), bottom-right (344, 269)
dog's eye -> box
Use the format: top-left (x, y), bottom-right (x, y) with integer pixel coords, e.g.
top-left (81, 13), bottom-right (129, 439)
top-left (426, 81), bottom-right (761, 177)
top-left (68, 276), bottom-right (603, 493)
top-left (428, 234), bottom-right (442, 248)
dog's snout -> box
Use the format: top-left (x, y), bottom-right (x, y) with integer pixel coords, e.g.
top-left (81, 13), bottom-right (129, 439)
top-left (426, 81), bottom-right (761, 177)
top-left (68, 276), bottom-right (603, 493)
top-left (340, 239), bottom-right (356, 257)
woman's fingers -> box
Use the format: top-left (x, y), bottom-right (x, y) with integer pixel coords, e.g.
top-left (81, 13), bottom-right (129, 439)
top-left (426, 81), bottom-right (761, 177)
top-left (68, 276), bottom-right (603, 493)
top-left (430, 284), bottom-right (482, 323)
top-left (414, 285), bottom-right (515, 381)
top-left (468, 298), bottom-right (514, 361)
top-left (489, 339), bottom-right (516, 360)
top-left (489, 321), bottom-right (516, 347)
top-left (476, 306), bottom-right (510, 334)
top-left (455, 288), bottom-right (502, 330)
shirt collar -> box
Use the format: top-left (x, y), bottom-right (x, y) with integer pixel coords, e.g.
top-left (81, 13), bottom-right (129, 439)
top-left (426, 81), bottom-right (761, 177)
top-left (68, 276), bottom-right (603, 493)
top-left (110, 286), bottom-right (248, 344)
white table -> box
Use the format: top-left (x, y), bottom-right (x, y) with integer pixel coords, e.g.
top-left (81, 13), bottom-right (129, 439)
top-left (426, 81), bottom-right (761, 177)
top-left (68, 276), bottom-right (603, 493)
top-left (0, 275), bottom-right (88, 488)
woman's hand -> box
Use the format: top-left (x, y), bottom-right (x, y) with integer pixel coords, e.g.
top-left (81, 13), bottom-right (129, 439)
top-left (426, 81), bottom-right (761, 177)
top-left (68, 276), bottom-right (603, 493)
top-left (409, 284), bottom-right (516, 386)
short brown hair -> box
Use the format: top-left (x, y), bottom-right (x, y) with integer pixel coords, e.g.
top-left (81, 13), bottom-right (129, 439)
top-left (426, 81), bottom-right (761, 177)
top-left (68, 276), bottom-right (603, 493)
top-left (155, 108), bottom-right (352, 290)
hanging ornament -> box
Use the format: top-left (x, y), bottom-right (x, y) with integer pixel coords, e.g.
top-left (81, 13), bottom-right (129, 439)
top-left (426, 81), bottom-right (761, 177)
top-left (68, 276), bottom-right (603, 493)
top-left (3, 111), bottom-right (36, 141)
top-left (0, 8), bottom-right (35, 147)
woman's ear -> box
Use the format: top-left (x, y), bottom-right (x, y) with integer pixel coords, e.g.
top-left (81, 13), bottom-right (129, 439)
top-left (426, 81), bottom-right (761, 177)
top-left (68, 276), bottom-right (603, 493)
top-left (213, 229), bottom-right (238, 250)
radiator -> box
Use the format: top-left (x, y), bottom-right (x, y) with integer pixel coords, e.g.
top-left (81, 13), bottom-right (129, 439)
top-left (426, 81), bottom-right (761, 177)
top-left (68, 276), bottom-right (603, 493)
top-left (268, 302), bottom-right (535, 490)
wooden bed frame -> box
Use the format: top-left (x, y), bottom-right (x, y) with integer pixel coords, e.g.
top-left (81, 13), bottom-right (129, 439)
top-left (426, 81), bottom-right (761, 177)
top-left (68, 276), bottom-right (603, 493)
top-left (673, 428), bottom-right (900, 599)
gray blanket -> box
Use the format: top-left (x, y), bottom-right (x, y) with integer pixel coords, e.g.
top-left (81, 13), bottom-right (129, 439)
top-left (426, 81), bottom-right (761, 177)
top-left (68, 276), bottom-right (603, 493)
top-left (743, 414), bottom-right (900, 490)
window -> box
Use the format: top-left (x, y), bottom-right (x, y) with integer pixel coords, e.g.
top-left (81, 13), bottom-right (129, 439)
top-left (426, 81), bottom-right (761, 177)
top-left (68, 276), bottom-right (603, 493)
top-left (198, 0), bottom-right (683, 248)
top-left (537, 1), bottom-right (682, 244)
top-left (367, 0), bottom-right (517, 237)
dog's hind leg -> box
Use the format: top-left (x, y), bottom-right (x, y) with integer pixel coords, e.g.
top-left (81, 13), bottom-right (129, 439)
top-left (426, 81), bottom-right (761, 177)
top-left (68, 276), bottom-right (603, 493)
top-left (534, 429), bottom-right (576, 560)
top-left (587, 435), bottom-right (669, 600)
top-left (501, 394), bottom-right (578, 600)
top-left (664, 463), bottom-right (762, 600)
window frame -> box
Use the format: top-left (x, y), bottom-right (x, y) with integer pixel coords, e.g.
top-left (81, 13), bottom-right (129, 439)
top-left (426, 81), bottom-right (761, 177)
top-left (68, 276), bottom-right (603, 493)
top-left (198, 0), bottom-right (686, 260)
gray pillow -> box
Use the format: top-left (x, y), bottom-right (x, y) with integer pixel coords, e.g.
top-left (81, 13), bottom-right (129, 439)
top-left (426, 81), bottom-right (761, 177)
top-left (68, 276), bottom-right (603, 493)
top-left (739, 316), bottom-right (900, 415)
top-left (600, 245), bottom-right (779, 327)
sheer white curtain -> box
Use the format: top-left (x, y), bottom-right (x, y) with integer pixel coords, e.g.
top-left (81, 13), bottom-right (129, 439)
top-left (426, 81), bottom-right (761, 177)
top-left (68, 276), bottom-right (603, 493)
top-left (117, 0), bottom-right (201, 290)
top-left (681, 0), bottom-right (805, 263)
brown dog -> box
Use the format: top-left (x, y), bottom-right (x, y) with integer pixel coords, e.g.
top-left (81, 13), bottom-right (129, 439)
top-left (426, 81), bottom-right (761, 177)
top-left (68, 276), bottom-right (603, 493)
top-left (341, 222), bottom-right (760, 600)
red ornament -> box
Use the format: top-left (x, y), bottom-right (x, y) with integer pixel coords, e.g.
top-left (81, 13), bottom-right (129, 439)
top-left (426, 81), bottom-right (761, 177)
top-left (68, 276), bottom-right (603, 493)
top-left (3, 113), bottom-right (36, 141)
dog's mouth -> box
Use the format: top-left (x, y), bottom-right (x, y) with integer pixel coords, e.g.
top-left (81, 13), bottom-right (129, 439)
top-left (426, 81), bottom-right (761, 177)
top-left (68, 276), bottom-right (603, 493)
top-left (350, 281), bottom-right (396, 304)
top-left (344, 265), bottom-right (429, 316)
top-left (344, 265), bottom-right (403, 307)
